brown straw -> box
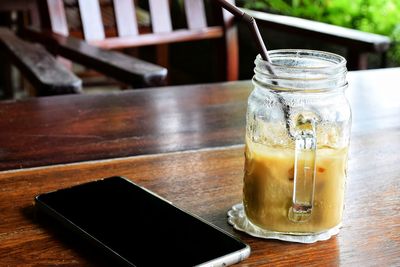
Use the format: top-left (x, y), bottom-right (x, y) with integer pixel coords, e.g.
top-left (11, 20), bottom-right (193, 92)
top-left (216, 0), bottom-right (271, 62)
top-left (216, 0), bottom-right (295, 138)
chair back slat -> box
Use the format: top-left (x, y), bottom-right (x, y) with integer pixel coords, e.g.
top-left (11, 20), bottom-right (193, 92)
top-left (46, 0), bottom-right (69, 36)
top-left (184, 0), bottom-right (207, 29)
top-left (78, 0), bottom-right (105, 41)
top-left (113, 0), bottom-right (138, 37)
top-left (149, 0), bottom-right (172, 33)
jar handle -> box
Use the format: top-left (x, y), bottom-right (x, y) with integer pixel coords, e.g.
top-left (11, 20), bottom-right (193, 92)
top-left (288, 116), bottom-right (317, 222)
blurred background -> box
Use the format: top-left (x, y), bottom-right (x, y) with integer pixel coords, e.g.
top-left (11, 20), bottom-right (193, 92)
top-left (237, 0), bottom-right (400, 69)
top-left (0, 0), bottom-right (398, 99)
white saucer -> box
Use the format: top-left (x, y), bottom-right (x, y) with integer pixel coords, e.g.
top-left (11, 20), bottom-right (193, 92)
top-left (227, 203), bottom-right (340, 244)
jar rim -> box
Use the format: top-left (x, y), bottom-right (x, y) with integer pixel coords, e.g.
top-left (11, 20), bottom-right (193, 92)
top-left (253, 49), bottom-right (348, 92)
top-left (257, 49), bottom-right (347, 71)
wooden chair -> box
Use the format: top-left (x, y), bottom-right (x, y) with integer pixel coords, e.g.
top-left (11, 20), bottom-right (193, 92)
top-left (0, 27), bottom-right (82, 96)
top-left (0, 2), bottom-right (169, 97)
top-left (0, 27), bottom-right (167, 97)
top-left (21, 0), bottom-right (239, 85)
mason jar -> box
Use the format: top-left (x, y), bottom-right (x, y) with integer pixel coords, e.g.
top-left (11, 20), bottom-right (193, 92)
top-left (243, 49), bottom-right (351, 242)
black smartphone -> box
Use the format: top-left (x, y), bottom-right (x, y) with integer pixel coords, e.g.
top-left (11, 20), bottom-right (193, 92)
top-left (35, 176), bottom-right (250, 267)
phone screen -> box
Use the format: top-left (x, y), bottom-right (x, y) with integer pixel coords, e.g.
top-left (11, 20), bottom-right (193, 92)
top-left (35, 176), bottom-right (249, 266)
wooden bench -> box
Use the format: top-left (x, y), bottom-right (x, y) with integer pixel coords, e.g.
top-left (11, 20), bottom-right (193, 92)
top-left (244, 9), bottom-right (392, 70)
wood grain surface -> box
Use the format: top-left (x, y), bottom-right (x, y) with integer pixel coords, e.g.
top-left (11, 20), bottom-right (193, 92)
top-left (0, 68), bottom-right (399, 266)
top-left (1, 68), bottom-right (399, 172)
top-left (0, 126), bottom-right (398, 266)
top-left (0, 81), bottom-right (249, 171)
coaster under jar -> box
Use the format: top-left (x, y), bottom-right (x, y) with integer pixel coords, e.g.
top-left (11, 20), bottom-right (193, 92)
top-left (227, 203), bottom-right (340, 244)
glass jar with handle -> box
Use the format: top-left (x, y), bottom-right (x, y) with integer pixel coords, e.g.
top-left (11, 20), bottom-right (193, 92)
top-left (230, 49), bottom-right (351, 243)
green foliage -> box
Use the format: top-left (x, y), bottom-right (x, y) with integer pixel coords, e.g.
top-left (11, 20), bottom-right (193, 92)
top-left (241, 0), bottom-right (400, 66)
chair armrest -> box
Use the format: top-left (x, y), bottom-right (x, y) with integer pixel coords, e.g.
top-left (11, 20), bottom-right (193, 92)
top-left (21, 27), bottom-right (168, 87)
top-left (243, 8), bottom-right (391, 53)
top-left (0, 27), bottom-right (82, 96)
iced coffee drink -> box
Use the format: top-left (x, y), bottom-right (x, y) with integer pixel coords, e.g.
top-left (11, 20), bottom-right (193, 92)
top-left (243, 136), bottom-right (348, 234)
top-left (226, 49), bottom-right (351, 242)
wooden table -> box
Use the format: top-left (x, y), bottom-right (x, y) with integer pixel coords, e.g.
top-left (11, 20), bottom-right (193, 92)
top-left (1, 68), bottom-right (399, 171)
top-left (0, 68), bottom-right (399, 266)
